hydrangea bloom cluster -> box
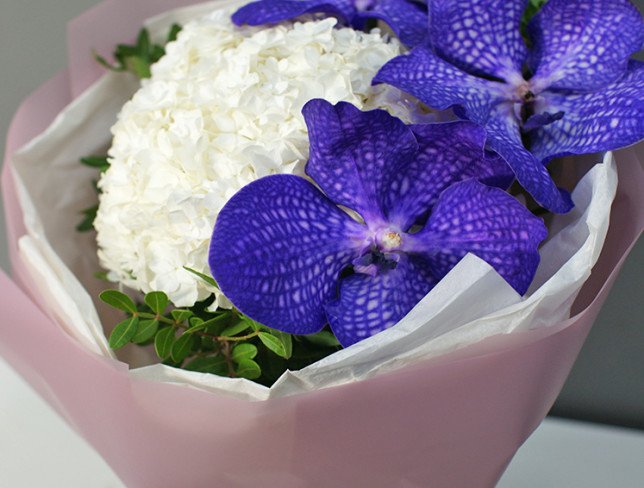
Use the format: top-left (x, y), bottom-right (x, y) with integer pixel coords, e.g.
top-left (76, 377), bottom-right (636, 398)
top-left (232, 0), bottom-right (429, 47)
top-left (95, 10), bottom-right (426, 308)
top-left (210, 100), bottom-right (546, 347)
top-left (375, 0), bottom-right (644, 213)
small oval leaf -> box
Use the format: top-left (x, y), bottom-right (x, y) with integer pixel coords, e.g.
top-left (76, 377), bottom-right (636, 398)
top-left (232, 343), bottom-right (258, 363)
top-left (236, 359), bottom-right (261, 380)
top-left (144, 291), bottom-right (168, 315)
top-left (184, 355), bottom-right (228, 375)
top-left (220, 321), bottom-right (250, 338)
top-left (258, 332), bottom-right (287, 359)
top-left (155, 327), bottom-right (176, 359)
top-left (132, 319), bottom-right (159, 344)
top-left (171, 333), bottom-right (196, 363)
top-left (109, 316), bottom-right (139, 349)
top-left (171, 309), bottom-right (193, 323)
top-left (100, 290), bottom-right (137, 314)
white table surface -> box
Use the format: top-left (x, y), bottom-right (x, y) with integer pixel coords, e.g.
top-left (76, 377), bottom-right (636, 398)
top-left (1, 355), bottom-right (643, 488)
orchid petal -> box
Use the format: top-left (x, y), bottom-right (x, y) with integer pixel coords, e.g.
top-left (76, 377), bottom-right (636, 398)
top-left (232, 0), bottom-right (354, 26)
top-left (485, 103), bottom-right (574, 213)
top-left (303, 99), bottom-right (418, 224)
top-left (325, 254), bottom-right (436, 347)
top-left (373, 47), bottom-right (500, 126)
top-left (408, 180), bottom-right (547, 295)
top-left (356, 0), bottom-right (428, 47)
top-left (528, 0), bottom-right (644, 92)
top-left (385, 121), bottom-right (514, 229)
top-left (210, 174), bottom-right (365, 334)
top-left (531, 61), bottom-right (644, 162)
top-left (428, 0), bottom-right (528, 80)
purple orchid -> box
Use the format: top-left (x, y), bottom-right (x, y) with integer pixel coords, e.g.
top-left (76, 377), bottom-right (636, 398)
top-left (209, 99), bottom-right (546, 347)
top-left (231, 0), bottom-right (429, 47)
top-left (374, 0), bottom-right (644, 214)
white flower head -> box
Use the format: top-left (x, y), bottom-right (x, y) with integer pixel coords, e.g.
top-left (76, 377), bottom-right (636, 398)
top-left (95, 9), bottom-right (427, 308)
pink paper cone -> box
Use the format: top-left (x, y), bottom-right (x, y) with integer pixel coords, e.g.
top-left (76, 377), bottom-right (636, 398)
top-left (1, 1), bottom-right (643, 487)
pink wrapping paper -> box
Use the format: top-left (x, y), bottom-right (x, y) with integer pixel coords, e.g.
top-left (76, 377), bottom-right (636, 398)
top-left (1, 1), bottom-right (643, 486)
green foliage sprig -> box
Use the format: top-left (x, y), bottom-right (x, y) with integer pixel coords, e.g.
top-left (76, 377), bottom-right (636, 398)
top-left (100, 284), bottom-right (341, 386)
top-left (94, 24), bottom-right (182, 79)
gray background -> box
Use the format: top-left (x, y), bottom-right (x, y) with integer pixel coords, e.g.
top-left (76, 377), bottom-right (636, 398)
top-left (1, 0), bottom-right (643, 429)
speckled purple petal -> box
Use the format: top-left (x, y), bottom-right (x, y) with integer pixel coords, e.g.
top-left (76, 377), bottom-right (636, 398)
top-left (373, 47), bottom-right (501, 126)
top-left (385, 121), bottom-right (514, 229)
top-left (528, 0), bottom-right (644, 92)
top-left (485, 103), bottom-right (574, 213)
top-left (325, 254), bottom-right (436, 347)
top-left (231, 0), bottom-right (354, 26)
top-left (355, 0), bottom-right (428, 46)
top-left (210, 174), bottom-right (366, 335)
top-left (531, 61), bottom-right (644, 162)
top-left (303, 99), bottom-right (418, 224)
top-left (428, 0), bottom-right (528, 80)
top-left (407, 180), bottom-right (547, 295)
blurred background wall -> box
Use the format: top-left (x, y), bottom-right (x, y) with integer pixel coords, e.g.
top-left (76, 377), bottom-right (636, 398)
top-left (1, 0), bottom-right (643, 428)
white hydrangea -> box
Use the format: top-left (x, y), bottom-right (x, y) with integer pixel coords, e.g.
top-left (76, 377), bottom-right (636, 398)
top-left (95, 9), bottom-right (428, 309)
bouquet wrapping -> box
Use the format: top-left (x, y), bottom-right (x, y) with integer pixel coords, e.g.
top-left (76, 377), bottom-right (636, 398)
top-left (1, 0), bottom-right (643, 486)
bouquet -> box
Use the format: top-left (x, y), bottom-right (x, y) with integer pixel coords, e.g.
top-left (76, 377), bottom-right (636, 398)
top-left (1, 0), bottom-right (642, 486)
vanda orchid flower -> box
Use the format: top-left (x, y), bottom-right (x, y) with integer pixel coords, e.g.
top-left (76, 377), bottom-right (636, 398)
top-left (232, 0), bottom-right (428, 47)
top-left (210, 100), bottom-right (546, 347)
top-left (374, 0), bottom-right (644, 213)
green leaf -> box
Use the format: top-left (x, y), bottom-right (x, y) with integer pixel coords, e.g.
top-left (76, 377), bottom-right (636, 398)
top-left (99, 290), bottom-right (137, 314)
top-left (136, 28), bottom-right (150, 56)
top-left (76, 206), bottom-right (98, 232)
top-left (232, 343), bottom-right (258, 363)
top-left (240, 314), bottom-right (262, 332)
top-left (171, 309), bottom-right (193, 323)
top-left (171, 333), bottom-right (196, 362)
top-left (302, 330), bottom-right (341, 348)
top-left (220, 321), bottom-right (250, 338)
top-left (109, 316), bottom-right (139, 349)
top-left (155, 327), bottom-right (176, 359)
top-left (132, 319), bottom-right (159, 344)
top-left (126, 56), bottom-right (152, 79)
top-left (93, 51), bottom-right (125, 72)
top-left (275, 331), bottom-right (292, 359)
top-left (167, 23), bottom-right (182, 43)
top-left (236, 359), bottom-right (261, 380)
top-left (184, 355), bottom-right (227, 375)
top-left (185, 317), bottom-right (206, 334)
top-left (183, 267), bottom-right (218, 288)
top-left (258, 332), bottom-right (289, 359)
top-left (144, 291), bottom-right (168, 315)
top-left (94, 271), bottom-right (110, 282)
top-left (80, 156), bottom-right (110, 172)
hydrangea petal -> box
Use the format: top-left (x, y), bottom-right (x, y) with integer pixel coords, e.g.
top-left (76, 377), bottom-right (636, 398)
top-left (373, 47), bottom-right (501, 125)
top-left (303, 99), bottom-right (418, 223)
top-left (485, 102), bottom-right (574, 213)
top-left (355, 0), bottom-right (428, 47)
top-left (428, 0), bottom-right (528, 80)
top-left (531, 61), bottom-right (644, 161)
top-left (325, 254), bottom-right (436, 347)
top-left (385, 121), bottom-right (514, 229)
top-left (232, 0), bottom-right (353, 26)
top-left (528, 0), bottom-right (644, 92)
top-left (210, 174), bottom-right (365, 334)
top-left (408, 180), bottom-right (547, 295)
